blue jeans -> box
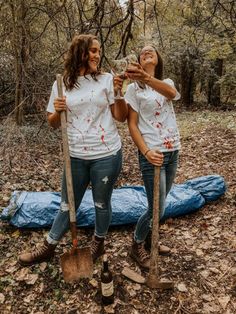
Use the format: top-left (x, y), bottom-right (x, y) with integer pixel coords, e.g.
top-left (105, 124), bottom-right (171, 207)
top-left (134, 150), bottom-right (179, 243)
top-left (47, 149), bottom-right (122, 244)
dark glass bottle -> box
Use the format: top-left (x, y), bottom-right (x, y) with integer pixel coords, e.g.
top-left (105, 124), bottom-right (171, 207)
top-left (101, 254), bottom-right (114, 305)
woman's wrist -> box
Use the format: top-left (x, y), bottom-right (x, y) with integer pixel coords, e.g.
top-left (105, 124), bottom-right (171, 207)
top-left (143, 73), bottom-right (152, 84)
top-left (54, 110), bottom-right (61, 116)
top-left (144, 148), bottom-right (151, 156)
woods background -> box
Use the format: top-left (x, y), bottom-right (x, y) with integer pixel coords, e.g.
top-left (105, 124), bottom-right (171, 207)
top-left (0, 0), bottom-right (235, 124)
top-left (0, 1), bottom-right (236, 313)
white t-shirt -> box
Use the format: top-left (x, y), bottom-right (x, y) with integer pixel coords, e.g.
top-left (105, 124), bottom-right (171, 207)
top-left (125, 78), bottom-right (181, 152)
top-left (47, 72), bottom-right (121, 159)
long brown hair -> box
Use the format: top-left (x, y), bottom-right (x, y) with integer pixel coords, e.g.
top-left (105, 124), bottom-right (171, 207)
top-left (138, 45), bottom-right (163, 80)
top-left (63, 34), bottom-right (100, 90)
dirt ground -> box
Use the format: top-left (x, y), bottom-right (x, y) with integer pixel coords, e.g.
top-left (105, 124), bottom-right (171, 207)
top-left (0, 108), bottom-right (236, 314)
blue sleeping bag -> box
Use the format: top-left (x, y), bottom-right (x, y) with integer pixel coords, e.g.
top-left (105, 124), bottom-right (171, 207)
top-left (0, 175), bottom-right (226, 228)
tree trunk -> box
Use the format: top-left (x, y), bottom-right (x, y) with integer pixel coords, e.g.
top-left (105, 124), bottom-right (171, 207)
top-left (180, 53), bottom-right (195, 107)
top-left (208, 58), bottom-right (223, 106)
top-left (10, 0), bottom-right (29, 125)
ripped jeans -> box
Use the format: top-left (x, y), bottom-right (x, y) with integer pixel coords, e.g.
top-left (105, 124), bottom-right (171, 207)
top-left (47, 149), bottom-right (122, 244)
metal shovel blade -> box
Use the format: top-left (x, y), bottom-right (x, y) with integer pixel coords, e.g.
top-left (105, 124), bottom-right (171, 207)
top-left (147, 275), bottom-right (174, 289)
top-left (60, 247), bottom-right (93, 283)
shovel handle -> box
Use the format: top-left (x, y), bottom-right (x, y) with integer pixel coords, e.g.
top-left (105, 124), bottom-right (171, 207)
top-left (56, 74), bottom-right (77, 228)
top-left (147, 165), bottom-right (160, 288)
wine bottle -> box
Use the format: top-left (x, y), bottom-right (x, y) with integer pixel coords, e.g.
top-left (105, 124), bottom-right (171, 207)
top-left (101, 254), bottom-right (114, 305)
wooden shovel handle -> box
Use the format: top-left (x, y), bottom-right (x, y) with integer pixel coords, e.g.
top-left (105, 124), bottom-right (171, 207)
top-left (56, 74), bottom-right (77, 243)
top-left (147, 166), bottom-right (160, 287)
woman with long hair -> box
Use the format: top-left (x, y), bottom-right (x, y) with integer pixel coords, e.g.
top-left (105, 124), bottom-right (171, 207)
top-left (19, 34), bottom-right (128, 266)
top-left (125, 45), bottom-right (180, 269)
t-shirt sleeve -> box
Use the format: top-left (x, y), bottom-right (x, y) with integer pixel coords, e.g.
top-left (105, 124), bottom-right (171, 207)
top-left (163, 78), bottom-right (181, 101)
top-left (47, 81), bottom-right (57, 113)
top-left (124, 83), bottom-right (139, 112)
top-left (105, 73), bottom-right (115, 105)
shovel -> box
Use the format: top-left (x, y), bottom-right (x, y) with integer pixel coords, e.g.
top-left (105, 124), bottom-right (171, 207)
top-left (122, 166), bottom-right (174, 289)
top-left (56, 74), bottom-right (93, 283)
top-left (146, 165), bottom-right (174, 289)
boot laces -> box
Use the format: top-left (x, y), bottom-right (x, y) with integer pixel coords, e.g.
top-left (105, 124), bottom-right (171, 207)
top-left (31, 243), bottom-right (49, 259)
top-left (137, 244), bottom-right (149, 262)
top-left (91, 239), bottom-right (101, 255)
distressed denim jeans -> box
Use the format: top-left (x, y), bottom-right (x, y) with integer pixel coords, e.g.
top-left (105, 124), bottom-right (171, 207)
top-left (47, 149), bottom-right (122, 244)
top-left (134, 150), bottom-right (179, 243)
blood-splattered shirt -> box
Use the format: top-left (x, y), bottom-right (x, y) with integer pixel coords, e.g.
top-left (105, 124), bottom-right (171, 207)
top-left (47, 73), bottom-right (121, 159)
top-left (125, 78), bottom-right (181, 152)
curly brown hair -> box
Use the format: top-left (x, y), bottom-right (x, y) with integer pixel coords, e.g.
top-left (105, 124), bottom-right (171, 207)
top-left (63, 34), bottom-right (101, 90)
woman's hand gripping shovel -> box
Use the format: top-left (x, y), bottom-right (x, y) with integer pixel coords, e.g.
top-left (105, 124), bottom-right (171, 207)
top-left (56, 74), bottom-right (93, 283)
top-left (122, 166), bottom-right (174, 289)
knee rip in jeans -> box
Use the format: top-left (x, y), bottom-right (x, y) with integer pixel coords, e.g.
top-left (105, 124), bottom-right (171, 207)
top-left (61, 202), bottom-right (69, 212)
top-left (102, 176), bottom-right (109, 184)
top-left (95, 202), bottom-right (105, 209)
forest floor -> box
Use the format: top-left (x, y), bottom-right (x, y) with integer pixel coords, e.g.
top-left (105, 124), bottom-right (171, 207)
top-left (0, 107), bottom-right (236, 314)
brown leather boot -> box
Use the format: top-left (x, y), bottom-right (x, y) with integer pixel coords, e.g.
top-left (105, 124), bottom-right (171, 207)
top-left (145, 231), bottom-right (171, 255)
top-left (131, 241), bottom-right (150, 269)
top-left (18, 240), bottom-right (56, 266)
top-left (91, 236), bottom-right (105, 262)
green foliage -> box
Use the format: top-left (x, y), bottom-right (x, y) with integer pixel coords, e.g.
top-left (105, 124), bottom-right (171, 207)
top-left (0, 0), bottom-right (235, 116)
top-left (205, 40), bottom-right (234, 60)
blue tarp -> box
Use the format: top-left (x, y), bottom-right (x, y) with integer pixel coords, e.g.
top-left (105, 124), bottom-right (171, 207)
top-left (0, 175), bottom-right (226, 228)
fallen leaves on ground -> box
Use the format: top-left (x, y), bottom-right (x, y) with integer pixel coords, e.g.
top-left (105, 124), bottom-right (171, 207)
top-left (0, 109), bottom-right (235, 313)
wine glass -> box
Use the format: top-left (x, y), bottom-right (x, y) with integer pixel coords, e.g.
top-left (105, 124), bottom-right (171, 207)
top-left (125, 53), bottom-right (142, 87)
top-left (125, 53), bottom-right (138, 65)
top-left (111, 58), bottom-right (128, 99)
top-left (111, 54), bottom-right (139, 98)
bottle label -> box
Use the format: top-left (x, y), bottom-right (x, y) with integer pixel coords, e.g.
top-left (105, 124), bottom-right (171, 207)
top-left (101, 281), bottom-right (114, 297)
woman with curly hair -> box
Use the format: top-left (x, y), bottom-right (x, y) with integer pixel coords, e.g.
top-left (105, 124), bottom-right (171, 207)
top-left (19, 34), bottom-right (128, 266)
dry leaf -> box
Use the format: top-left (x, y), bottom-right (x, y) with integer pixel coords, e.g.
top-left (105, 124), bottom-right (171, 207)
top-left (23, 294), bottom-right (34, 304)
top-left (104, 304), bottom-right (115, 313)
top-left (202, 294), bottom-right (213, 302)
top-left (89, 278), bottom-right (98, 288)
top-left (0, 293), bottom-right (5, 304)
top-left (11, 230), bottom-right (20, 238)
top-left (5, 265), bottom-right (18, 274)
top-left (218, 296), bottom-right (230, 310)
top-left (26, 274), bottom-right (39, 285)
top-left (15, 268), bottom-right (30, 281)
top-left (209, 267), bottom-right (220, 274)
top-left (133, 283), bottom-right (141, 291)
top-left (177, 283), bottom-right (188, 292)
top-left (127, 286), bottom-right (137, 297)
top-left (196, 249), bottom-right (204, 256)
top-left (39, 262), bottom-right (47, 272)
top-left (200, 270), bottom-right (210, 279)
top-left (38, 282), bottom-right (44, 293)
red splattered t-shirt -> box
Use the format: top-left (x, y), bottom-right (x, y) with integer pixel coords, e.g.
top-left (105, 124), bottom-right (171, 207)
top-left (47, 73), bottom-right (121, 159)
top-left (125, 78), bottom-right (181, 152)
